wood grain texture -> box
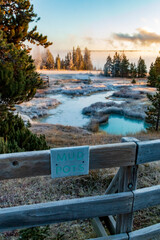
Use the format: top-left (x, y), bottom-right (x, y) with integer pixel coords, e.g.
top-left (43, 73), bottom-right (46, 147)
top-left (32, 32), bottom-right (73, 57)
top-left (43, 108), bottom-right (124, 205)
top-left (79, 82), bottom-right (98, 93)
top-left (87, 233), bottom-right (128, 240)
top-left (133, 185), bottom-right (160, 211)
top-left (137, 139), bottom-right (160, 164)
top-left (116, 137), bottom-right (139, 234)
top-left (0, 150), bottom-right (51, 180)
top-left (91, 217), bottom-right (108, 237)
top-left (105, 169), bottom-right (120, 194)
top-left (102, 170), bottom-right (119, 234)
top-left (0, 142), bottom-right (136, 180)
top-left (87, 224), bottom-right (160, 240)
top-left (129, 223), bottom-right (160, 240)
top-left (121, 137), bottom-right (140, 143)
top-left (116, 166), bottom-right (138, 234)
top-left (90, 142), bottom-right (136, 169)
top-left (0, 192), bottom-right (133, 232)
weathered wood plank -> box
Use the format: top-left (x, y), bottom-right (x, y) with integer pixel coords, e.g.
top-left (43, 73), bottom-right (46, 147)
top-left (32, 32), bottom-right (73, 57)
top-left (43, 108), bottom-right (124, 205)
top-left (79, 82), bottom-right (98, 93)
top-left (121, 137), bottom-right (140, 143)
top-left (0, 192), bottom-right (133, 232)
top-left (137, 139), bottom-right (160, 164)
top-left (90, 143), bottom-right (136, 170)
top-left (0, 150), bottom-right (51, 180)
top-left (133, 185), bottom-right (160, 211)
top-left (88, 223), bottom-right (160, 240)
top-left (102, 170), bottom-right (119, 234)
top-left (0, 142), bottom-right (136, 180)
top-left (91, 217), bottom-right (108, 237)
top-left (116, 166), bottom-right (138, 234)
top-left (103, 135), bottom-right (139, 234)
top-left (105, 169), bottom-right (120, 194)
top-left (116, 166), bottom-right (137, 233)
top-left (129, 223), bottom-right (160, 240)
top-left (116, 138), bottom-right (138, 234)
top-left (87, 233), bottom-right (128, 240)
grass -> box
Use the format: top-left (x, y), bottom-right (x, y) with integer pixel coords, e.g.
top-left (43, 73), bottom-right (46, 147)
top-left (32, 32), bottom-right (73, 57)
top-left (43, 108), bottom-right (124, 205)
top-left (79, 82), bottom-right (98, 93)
top-left (0, 123), bottom-right (160, 239)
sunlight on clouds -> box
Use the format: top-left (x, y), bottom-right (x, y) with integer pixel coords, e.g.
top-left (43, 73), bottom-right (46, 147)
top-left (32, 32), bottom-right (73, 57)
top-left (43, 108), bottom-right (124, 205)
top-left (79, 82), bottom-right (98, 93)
top-left (113, 28), bottom-right (160, 50)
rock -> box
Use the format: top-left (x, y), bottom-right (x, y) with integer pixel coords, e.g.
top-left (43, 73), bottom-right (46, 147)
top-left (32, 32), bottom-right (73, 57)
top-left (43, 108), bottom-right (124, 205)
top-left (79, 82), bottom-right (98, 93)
top-left (97, 115), bottom-right (109, 124)
top-left (82, 100), bottom-right (147, 121)
top-left (82, 101), bottom-right (123, 115)
top-left (54, 84), bottom-right (113, 96)
top-left (112, 87), bottom-right (145, 99)
top-left (86, 119), bottom-right (99, 132)
top-left (16, 98), bottom-right (60, 119)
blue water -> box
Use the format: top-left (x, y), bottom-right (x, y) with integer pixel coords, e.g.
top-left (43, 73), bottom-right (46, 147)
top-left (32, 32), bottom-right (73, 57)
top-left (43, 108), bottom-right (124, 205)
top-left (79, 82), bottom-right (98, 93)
top-left (40, 91), bottom-right (115, 127)
top-left (99, 114), bottom-right (148, 135)
top-left (40, 91), bottom-right (148, 135)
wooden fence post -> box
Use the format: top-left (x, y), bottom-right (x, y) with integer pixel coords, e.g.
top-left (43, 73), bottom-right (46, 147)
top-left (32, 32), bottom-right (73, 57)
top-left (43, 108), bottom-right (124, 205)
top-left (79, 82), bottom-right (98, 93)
top-left (116, 137), bottom-right (139, 234)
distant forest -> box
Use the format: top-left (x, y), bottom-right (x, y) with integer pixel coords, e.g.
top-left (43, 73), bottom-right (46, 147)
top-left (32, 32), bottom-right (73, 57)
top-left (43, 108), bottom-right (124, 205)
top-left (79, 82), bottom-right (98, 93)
top-left (34, 47), bottom-right (94, 70)
top-left (103, 52), bottom-right (147, 78)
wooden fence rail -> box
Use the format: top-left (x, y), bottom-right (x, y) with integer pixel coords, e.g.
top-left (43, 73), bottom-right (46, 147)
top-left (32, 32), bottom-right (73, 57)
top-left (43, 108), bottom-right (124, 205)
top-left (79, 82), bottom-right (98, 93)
top-left (89, 223), bottom-right (160, 240)
top-left (0, 142), bottom-right (136, 180)
top-left (0, 185), bottom-right (159, 233)
top-left (0, 139), bottom-right (160, 180)
top-left (0, 137), bottom-right (160, 239)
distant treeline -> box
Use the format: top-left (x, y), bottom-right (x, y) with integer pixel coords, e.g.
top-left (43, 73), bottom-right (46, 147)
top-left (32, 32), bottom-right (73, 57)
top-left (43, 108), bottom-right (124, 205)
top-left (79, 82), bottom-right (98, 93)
top-left (103, 52), bottom-right (147, 78)
top-left (35, 47), bottom-right (94, 71)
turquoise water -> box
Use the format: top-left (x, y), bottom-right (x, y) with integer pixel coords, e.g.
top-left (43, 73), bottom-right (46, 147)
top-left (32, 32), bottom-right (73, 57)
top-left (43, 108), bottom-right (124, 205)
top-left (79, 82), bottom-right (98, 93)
top-left (99, 114), bottom-right (148, 135)
top-left (40, 91), bottom-right (148, 135)
top-left (40, 91), bottom-right (115, 127)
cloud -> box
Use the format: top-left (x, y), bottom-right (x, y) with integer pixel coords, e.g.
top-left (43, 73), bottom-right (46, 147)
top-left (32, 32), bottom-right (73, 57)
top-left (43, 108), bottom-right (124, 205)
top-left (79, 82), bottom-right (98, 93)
top-left (113, 28), bottom-right (160, 46)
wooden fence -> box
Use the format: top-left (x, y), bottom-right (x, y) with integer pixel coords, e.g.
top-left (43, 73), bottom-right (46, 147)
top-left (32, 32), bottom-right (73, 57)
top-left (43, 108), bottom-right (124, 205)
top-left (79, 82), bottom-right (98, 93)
top-left (0, 137), bottom-right (160, 239)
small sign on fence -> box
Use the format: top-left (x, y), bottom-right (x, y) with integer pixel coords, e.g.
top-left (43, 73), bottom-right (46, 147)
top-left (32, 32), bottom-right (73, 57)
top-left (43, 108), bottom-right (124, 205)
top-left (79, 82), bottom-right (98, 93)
top-left (50, 146), bottom-right (89, 178)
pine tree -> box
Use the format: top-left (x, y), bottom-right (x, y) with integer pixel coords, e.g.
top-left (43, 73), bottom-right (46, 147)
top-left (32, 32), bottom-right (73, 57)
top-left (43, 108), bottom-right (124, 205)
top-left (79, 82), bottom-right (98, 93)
top-left (45, 49), bottom-right (54, 69)
top-left (0, 112), bottom-right (48, 153)
top-left (55, 54), bottom-right (61, 70)
top-left (120, 53), bottom-right (129, 77)
top-left (72, 47), bottom-right (77, 69)
top-left (129, 63), bottom-right (137, 78)
top-left (104, 55), bottom-right (112, 76)
top-left (148, 57), bottom-right (160, 87)
top-left (112, 52), bottom-right (121, 77)
top-left (65, 52), bottom-right (73, 70)
top-left (0, 1), bottom-right (51, 153)
top-left (154, 57), bottom-right (160, 76)
top-left (137, 57), bottom-right (147, 78)
top-left (147, 63), bottom-right (157, 87)
top-left (61, 59), bottom-right (65, 70)
top-left (75, 47), bottom-right (84, 70)
top-left (0, 32), bottom-right (48, 153)
top-left (146, 76), bottom-right (160, 131)
top-left (83, 48), bottom-right (93, 70)
top-left (0, 0), bottom-right (52, 48)
top-left (0, 32), bottom-right (40, 110)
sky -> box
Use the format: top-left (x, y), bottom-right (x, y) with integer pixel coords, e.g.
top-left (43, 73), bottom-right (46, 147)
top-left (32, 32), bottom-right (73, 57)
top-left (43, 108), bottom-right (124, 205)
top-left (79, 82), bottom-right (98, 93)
top-left (31, 0), bottom-right (160, 51)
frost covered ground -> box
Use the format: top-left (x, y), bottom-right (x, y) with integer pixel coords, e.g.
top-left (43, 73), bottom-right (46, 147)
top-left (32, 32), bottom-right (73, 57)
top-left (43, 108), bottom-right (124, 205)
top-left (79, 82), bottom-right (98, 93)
top-left (16, 70), bottom-right (156, 126)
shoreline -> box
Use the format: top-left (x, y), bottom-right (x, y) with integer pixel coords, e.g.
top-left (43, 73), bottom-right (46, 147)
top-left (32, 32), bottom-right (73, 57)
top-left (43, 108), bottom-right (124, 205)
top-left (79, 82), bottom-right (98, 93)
top-left (15, 70), bottom-right (156, 134)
